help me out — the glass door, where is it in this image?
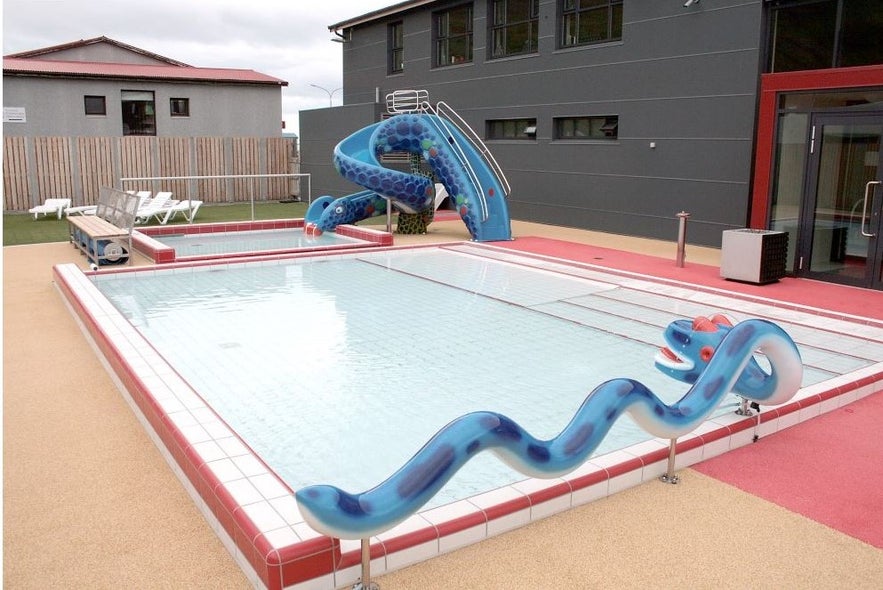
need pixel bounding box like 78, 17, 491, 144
799, 114, 883, 289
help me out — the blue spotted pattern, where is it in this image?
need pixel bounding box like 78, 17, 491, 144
295, 315, 802, 539
305, 114, 512, 242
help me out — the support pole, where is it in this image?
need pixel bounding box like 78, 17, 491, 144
353, 538, 378, 590
676, 211, 691, 267
659, 438, 680, 484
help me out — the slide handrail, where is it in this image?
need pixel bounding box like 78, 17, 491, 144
384, 90, 512, 223
421, 108, 490, 222
434, 101, 511, 197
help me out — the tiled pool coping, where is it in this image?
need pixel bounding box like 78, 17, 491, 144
133, 219, 393, 264
53, 243, 883, 590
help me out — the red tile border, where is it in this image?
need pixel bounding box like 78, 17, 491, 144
51, 251, 883, 590
133, 219, 391, 264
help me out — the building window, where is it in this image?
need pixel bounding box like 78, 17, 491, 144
434, 4, 473, 67
170, 98, 190, 117
487, 118, 537, 140
767, 0, 883, 73
490, 0, 539, 59
554, 115, 618, 139
389, 22, 404, 74
121, 90, 156, 136
559, 0, 623, 48
84, 95, 106, 116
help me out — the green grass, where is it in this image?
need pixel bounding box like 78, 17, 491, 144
2, 201, 310, 247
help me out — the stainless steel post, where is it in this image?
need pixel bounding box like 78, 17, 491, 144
360, 538, 371, 589
659, 438, 679, 484
676, 211, 690, 267
386, 198, 393, 233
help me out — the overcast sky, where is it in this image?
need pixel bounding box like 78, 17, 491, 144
2, 0, 398, 135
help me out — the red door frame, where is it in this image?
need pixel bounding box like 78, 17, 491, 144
750, 64, 883, 229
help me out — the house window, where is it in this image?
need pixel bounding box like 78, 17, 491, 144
389, 22, 404, 74
170, 98, 190, 117
490, 0, 539, 59
84, 95, 106, 116
487, 118, 537, 140
121, 90, 156, 136
434, 4, 473, 67
767, 0, 883, 73
554, 115, 618, 139
559, 0, 623, 48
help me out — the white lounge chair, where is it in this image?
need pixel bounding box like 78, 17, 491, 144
135, 191, 173, 224
29, 198, 71, 219
66, 204, 97, 216
158, 200, 203, 225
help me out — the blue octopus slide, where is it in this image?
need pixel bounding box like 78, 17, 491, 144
305, 113, 512, 241
296, 314, 803, 540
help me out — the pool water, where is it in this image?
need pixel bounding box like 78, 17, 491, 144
153, 227, 364, 258
94, 246, 753, 509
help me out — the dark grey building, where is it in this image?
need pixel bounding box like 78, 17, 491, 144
301, 0, 883, 289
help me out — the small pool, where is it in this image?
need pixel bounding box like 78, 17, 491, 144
133, 219, 391, 263
54, 243, 883, 590
91, 246, 702, 508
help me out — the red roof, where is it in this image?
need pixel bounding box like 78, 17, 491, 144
3, 57, 287, 86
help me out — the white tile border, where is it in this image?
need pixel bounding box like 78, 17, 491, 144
54, 251, 883, 590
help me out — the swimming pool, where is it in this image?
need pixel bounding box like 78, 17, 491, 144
132, 219, 392, 263
54, 243, 883, 589
90, 246, 707, 509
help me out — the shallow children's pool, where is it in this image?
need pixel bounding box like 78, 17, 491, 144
54, 241, 883, 589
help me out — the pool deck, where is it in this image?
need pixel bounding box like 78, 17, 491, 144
4, 218, 883, 588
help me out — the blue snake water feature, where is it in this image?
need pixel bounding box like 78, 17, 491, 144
295, 314, 803, 539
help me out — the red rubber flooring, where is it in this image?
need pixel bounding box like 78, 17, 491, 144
694, 392, 883, 548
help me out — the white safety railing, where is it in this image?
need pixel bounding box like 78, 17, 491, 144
118, 173, 311, 221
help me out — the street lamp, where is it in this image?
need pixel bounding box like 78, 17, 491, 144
309, 84, 342, 107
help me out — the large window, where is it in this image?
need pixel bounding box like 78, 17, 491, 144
560, 0, 623, 48
121, 90, 155, 136
84, 95, 106, 116
487, 118, 537, 140
767, 0, 883, 72
490, 0, 539, 59
389, 22, 404, 74
554, 115, 618, 140
434, 4, 473, 67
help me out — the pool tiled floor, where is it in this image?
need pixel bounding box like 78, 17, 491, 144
53, 241, 883, 590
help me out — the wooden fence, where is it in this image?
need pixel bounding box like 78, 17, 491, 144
3, 135, 298, 211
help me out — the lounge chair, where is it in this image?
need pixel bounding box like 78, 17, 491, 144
135, 191, 173, 224
67, 191, 152, 217
157, 200, 203, 225
29, 198, 71, 219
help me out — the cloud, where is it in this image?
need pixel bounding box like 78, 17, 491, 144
2, 0, 395, 135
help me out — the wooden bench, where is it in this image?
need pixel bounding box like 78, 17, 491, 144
68, 187, 139, 267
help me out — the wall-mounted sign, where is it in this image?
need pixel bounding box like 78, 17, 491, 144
3, 107, 27, 123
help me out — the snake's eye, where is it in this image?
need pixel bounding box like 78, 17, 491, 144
700, 346, 714, 362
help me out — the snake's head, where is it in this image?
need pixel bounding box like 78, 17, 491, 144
655, 314, 733, 384
316, 199, 358, 230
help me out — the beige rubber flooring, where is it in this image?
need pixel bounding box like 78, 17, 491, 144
4, 220, 883, 589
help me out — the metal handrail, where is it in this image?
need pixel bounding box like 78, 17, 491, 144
434, 101, 511, 196
420, 107, 490, 221
382, 90, 511, 223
